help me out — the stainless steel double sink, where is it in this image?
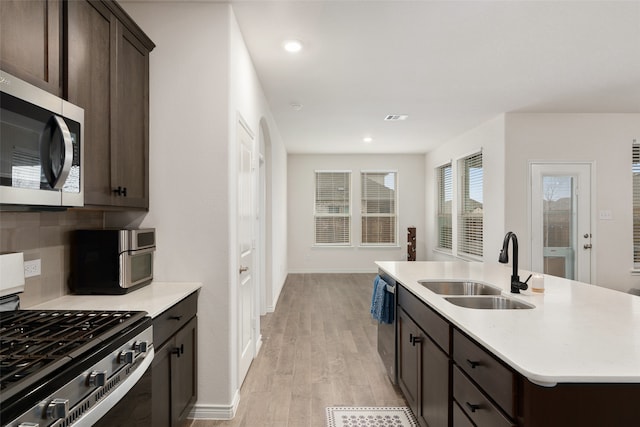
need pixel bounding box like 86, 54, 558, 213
419, 280, 534, 310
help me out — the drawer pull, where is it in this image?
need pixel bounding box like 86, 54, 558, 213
466, 359, 481, 369
169, 315, 183, 321
465, 402, 481, 413
409, 334, 423, 346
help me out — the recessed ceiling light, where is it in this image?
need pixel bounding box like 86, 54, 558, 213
363, 137, 373, 143
384, 114, 408, 121
283, 40, 303, 53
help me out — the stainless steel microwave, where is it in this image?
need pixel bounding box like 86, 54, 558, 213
0, 70, 84, 209
71, 229, 155, 295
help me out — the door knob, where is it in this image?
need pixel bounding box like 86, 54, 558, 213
239, 266, 249, 274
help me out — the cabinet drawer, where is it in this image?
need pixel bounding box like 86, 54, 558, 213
453, 401, 475, 427
397, 285, 450, 354
154, 291, 198, 346
453, 329, 516, 417
453, 367, 515, 427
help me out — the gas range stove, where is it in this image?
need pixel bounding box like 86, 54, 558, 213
0, 309, 153, 427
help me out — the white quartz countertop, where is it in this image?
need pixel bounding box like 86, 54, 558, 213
25, 282, 202, 318
376, 261, 640, 386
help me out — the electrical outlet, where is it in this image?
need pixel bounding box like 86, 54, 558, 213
24, 259, 41, 278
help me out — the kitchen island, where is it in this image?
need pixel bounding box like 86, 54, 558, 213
377, 261, 640, 427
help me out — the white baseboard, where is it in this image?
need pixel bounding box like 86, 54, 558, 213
255, 334, 263, 355
188, 390, 240, 420
287, 268, 378, 274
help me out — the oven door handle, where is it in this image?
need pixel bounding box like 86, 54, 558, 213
73, 347, 154, 427
41, 115, 74, 190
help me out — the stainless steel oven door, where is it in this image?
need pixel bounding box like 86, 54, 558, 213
120, 246, 154, 289
91, 356, 153, 427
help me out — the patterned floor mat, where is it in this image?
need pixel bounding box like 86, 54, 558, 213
326, 406, 418, 427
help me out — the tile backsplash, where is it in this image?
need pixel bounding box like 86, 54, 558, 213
0, 210, 104, 307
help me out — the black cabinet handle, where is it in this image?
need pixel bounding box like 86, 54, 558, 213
169, 315, 182, 321
180, 344, 185, 355
171, 347, 181, 358
466, 359, 480, 369
409, 334, 423, 346
465, 402, 481, 413
112, 186, 127, 197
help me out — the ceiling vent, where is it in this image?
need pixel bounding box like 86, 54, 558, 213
384, 114, 408, 121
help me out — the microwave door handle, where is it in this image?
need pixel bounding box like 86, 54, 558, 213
48, 115, 74, 189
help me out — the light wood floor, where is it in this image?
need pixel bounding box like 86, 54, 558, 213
191, 273, 405, 427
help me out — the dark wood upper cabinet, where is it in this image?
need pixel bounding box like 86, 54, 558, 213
0, 0, 62, 95
111, 20, 150, 208
66, 0, 114, 206
65, 0, 154, 209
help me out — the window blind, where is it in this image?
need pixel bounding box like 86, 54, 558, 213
633, 142, 640, 266
361, 172, 397, 245
314, 171, 351, 245
436, 163, 452, 250
458, 152, 483, 258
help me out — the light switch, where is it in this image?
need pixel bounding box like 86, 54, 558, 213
599, 210, 613, 220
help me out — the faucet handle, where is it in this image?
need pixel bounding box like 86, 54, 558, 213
511, 274, 529, 293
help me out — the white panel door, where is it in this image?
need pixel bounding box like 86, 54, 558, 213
531, 163, 592, 283
237, 118, 255, 385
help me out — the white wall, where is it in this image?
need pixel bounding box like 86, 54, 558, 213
120, 1, 288, 419
504, 113, 640, 293
424, 115, 506, 263
288, 154, 425, 272
228, 9, 288, 312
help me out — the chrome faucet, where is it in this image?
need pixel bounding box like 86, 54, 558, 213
499, 232, 530, 293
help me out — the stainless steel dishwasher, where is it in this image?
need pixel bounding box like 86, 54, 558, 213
376, 272, 397, 384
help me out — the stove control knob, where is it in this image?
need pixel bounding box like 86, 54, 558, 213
46, 398, 69, 420
119, 350, 135, 364
89, 370, 107, 386
134, 340, 149, 353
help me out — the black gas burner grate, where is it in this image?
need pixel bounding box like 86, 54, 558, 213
0, 309, 146, 392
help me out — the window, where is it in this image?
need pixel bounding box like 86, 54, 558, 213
314, 171, 351, 245
633, 141, 640, 267
458, 152, 483, 258
361, 171, 397, 245
436, 163, 452, 250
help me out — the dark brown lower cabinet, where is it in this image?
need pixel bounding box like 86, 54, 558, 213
153, 293, 198, 427
394, 282, 640, 427
397, 309, 420, 413
520, 381, 640, 427
397, 300, 449, 427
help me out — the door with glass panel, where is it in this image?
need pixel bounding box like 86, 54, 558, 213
531, 163, 592, 282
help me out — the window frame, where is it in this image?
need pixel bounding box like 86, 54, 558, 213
360, 170, 398, 247
435, 162, 453, 252
313, 170, 352, 246
457, 151, 484, 260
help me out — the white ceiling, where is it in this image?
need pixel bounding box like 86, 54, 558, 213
230, 0, 640, 154
167, 0, 639, 155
